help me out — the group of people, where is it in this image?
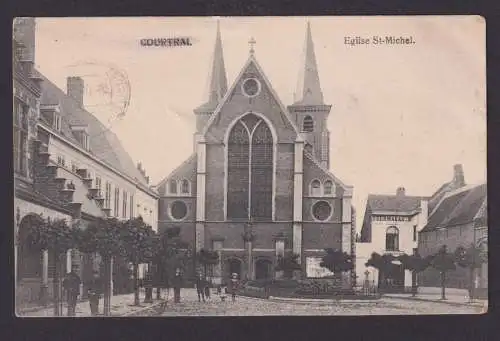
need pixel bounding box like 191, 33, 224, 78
195, 272, 240, 303
62, 270, 103, 316
60, 269, 242, 316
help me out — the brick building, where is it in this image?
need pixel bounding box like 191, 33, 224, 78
157, 22, 355, 285
418, 182, 487, 298
13, 18, 159, 307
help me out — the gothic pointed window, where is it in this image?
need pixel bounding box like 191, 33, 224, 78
227, 114, 273, 220
227, 120, 250, 220
251, 120, 273, 220
303, 115, 314, 132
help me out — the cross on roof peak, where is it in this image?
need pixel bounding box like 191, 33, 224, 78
249, 37, 256, 55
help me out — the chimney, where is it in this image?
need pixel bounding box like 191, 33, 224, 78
396, 187, 406, 196
13, 17, 36, 63
453, 164, 465, 187
67, 76, 84, 107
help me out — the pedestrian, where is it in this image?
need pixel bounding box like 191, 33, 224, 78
220, 283, 227, 302
195, 273, 206, 303
63, 270, 81, 316
86, 270, 103, 316
229, 273, 239, 303
172, 268, 182, 303
204, 281, 211, 301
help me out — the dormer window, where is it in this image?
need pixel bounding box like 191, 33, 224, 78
53, 113, 61, 131
82, 132, 90, 150
70, 125, 90, 151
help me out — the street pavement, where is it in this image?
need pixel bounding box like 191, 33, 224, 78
18, 290, 164, 317
155, 289, 485, 316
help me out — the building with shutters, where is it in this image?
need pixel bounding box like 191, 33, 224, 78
156, 22, 355, 285
13, 18, 159, 308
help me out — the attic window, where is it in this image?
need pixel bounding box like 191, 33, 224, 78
53, 113, 61, 131
82, 132, 90, 150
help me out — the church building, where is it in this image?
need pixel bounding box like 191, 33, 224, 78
157, 22, 355, 285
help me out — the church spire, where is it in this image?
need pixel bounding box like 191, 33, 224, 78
294, 21, 324, 105
207, 20, 228, 104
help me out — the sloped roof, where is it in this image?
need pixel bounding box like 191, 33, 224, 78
422, 183, 487, 231
428, 182, 452, 214
202, 54, 301, 138
40, 75, 149, 187
156, 153, 197, 189
366, 194, 423, 214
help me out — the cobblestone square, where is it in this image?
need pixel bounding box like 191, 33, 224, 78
153, 289, 485, 316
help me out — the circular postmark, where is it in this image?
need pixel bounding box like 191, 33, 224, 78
64, 61, 131, 129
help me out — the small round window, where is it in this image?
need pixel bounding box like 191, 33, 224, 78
312, 201, 332, 221
242, 78, 261, 97
170, 201, 187, 220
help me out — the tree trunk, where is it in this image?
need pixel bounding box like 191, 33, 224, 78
133, 262, 140, 306
411, 271, 417, 297
469, 267, 475, 302
53, 252, 61, 316
440, 271, 446, 300
103, 256, 112, 316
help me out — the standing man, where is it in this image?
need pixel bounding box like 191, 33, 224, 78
63, 270, 81, 316
86, 270, 103, 316
172, 268, 182, 303
196, 273, 206, 302
229, 273, 239, 303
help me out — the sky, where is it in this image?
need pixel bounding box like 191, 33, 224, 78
33, 16, 486, 231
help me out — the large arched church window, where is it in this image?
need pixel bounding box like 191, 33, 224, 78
302, 115, 314, 132
227, 114, 273, 220
250, 119, 273, 220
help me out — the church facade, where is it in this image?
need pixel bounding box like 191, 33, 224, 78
157, 23, 355, 285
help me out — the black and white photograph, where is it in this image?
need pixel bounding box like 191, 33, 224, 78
13, 16, 487, 317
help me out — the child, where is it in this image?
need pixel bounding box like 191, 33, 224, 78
220, 284, 227, 302
229, 273, 239, 303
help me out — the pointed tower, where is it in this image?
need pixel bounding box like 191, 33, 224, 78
288, 22, 332, 169
194, 21, 228, 133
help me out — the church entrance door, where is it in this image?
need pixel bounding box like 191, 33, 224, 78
255, 259, 272, 280
226, 258, 242, 281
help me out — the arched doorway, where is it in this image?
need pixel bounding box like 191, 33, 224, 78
225, 258, 242, 280
255, 258, 272, 280
17, 214, 44, 282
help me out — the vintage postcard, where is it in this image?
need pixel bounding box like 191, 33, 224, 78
13, 16, 486, 317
